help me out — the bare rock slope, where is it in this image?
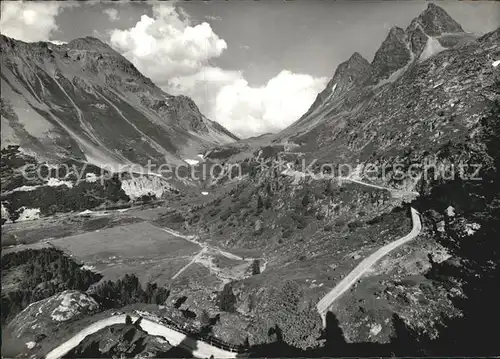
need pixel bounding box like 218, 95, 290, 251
0, 35, 238, 167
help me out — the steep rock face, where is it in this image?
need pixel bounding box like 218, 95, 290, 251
407, 25, 430, 58
370, 4, 467, 82
304, 52, 372, 118
120, 175, 176, 200
406, 3, 465, 58
278, 52, 372, 140
0, 35, 237, 168
409, 2, 464, 37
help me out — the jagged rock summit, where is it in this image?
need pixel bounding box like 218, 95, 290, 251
276, 3, 490, 147
409, 2, 464, 37
371, 3, 468, 82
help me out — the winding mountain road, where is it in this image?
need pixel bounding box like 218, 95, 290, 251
315, 175, 422, 325
45, 314, 238, 359
317, 206, 422, 325
345, 178, 420, 197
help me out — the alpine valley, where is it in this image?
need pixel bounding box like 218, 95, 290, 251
1, 3, 499, 358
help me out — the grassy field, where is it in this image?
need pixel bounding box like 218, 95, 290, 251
1, 204, 176, 248
49, 222, 200, 285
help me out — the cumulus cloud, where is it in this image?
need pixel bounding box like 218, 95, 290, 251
178, 65, 328, 138
169, 67, 327, 137
104, 8, 120, 22
107, 3, 327, 138
0, 1, 70, 42
109, 4, 227, 81
214, 70, 327, 137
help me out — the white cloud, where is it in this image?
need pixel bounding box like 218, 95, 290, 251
107, 3, 327, 138
213, 70, 327, 137
104, 8, 120, 22
167, 66, 242, 116
168, 67, 327, 138
0, 1, 71, 42
109, 4, 227, 81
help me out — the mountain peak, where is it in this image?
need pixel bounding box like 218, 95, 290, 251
349, 52, 365, 62
66, 36, 116, 54
405, 3, 465, 58
347, 52, 370, 67
409, 2, 464, 36
1, 33, 238, 164
370, 26, 411, 82
334, 52, 371, 85
427, 2, 440, 10
388, 26, 406, 37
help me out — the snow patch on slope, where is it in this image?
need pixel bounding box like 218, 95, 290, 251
184, 159, 200, 166
419, 36, 446, 61
85, 173, 98, 183
319, 82, 338, 109
5, 185, 39, 193
1, 203, 11, 223
47, 178, 73, 188
17, 207, 41, 221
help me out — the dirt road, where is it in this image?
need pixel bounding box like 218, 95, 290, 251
316, 207, 422, 325
45, 314, 238, 359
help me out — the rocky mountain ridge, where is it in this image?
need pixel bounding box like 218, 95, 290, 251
276, 3, 485, 151
0, 35, 238, 168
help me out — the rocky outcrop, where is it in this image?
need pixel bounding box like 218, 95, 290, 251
303, 52, 372, 117
120, 174, 176, 200
408, 3, 464, 37
63, 323, 178, 358
371, 27, 412, 82
7, 291, 99, 339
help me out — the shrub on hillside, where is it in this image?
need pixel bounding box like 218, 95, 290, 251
90, 274, 170, 309
251, 260, 261, 275
218, 282, 236, 313
252, 280, 323, 350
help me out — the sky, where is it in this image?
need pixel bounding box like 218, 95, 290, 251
1, 1, 499, 138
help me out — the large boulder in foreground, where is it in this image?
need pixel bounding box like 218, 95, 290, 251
7, 290, 100, 340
